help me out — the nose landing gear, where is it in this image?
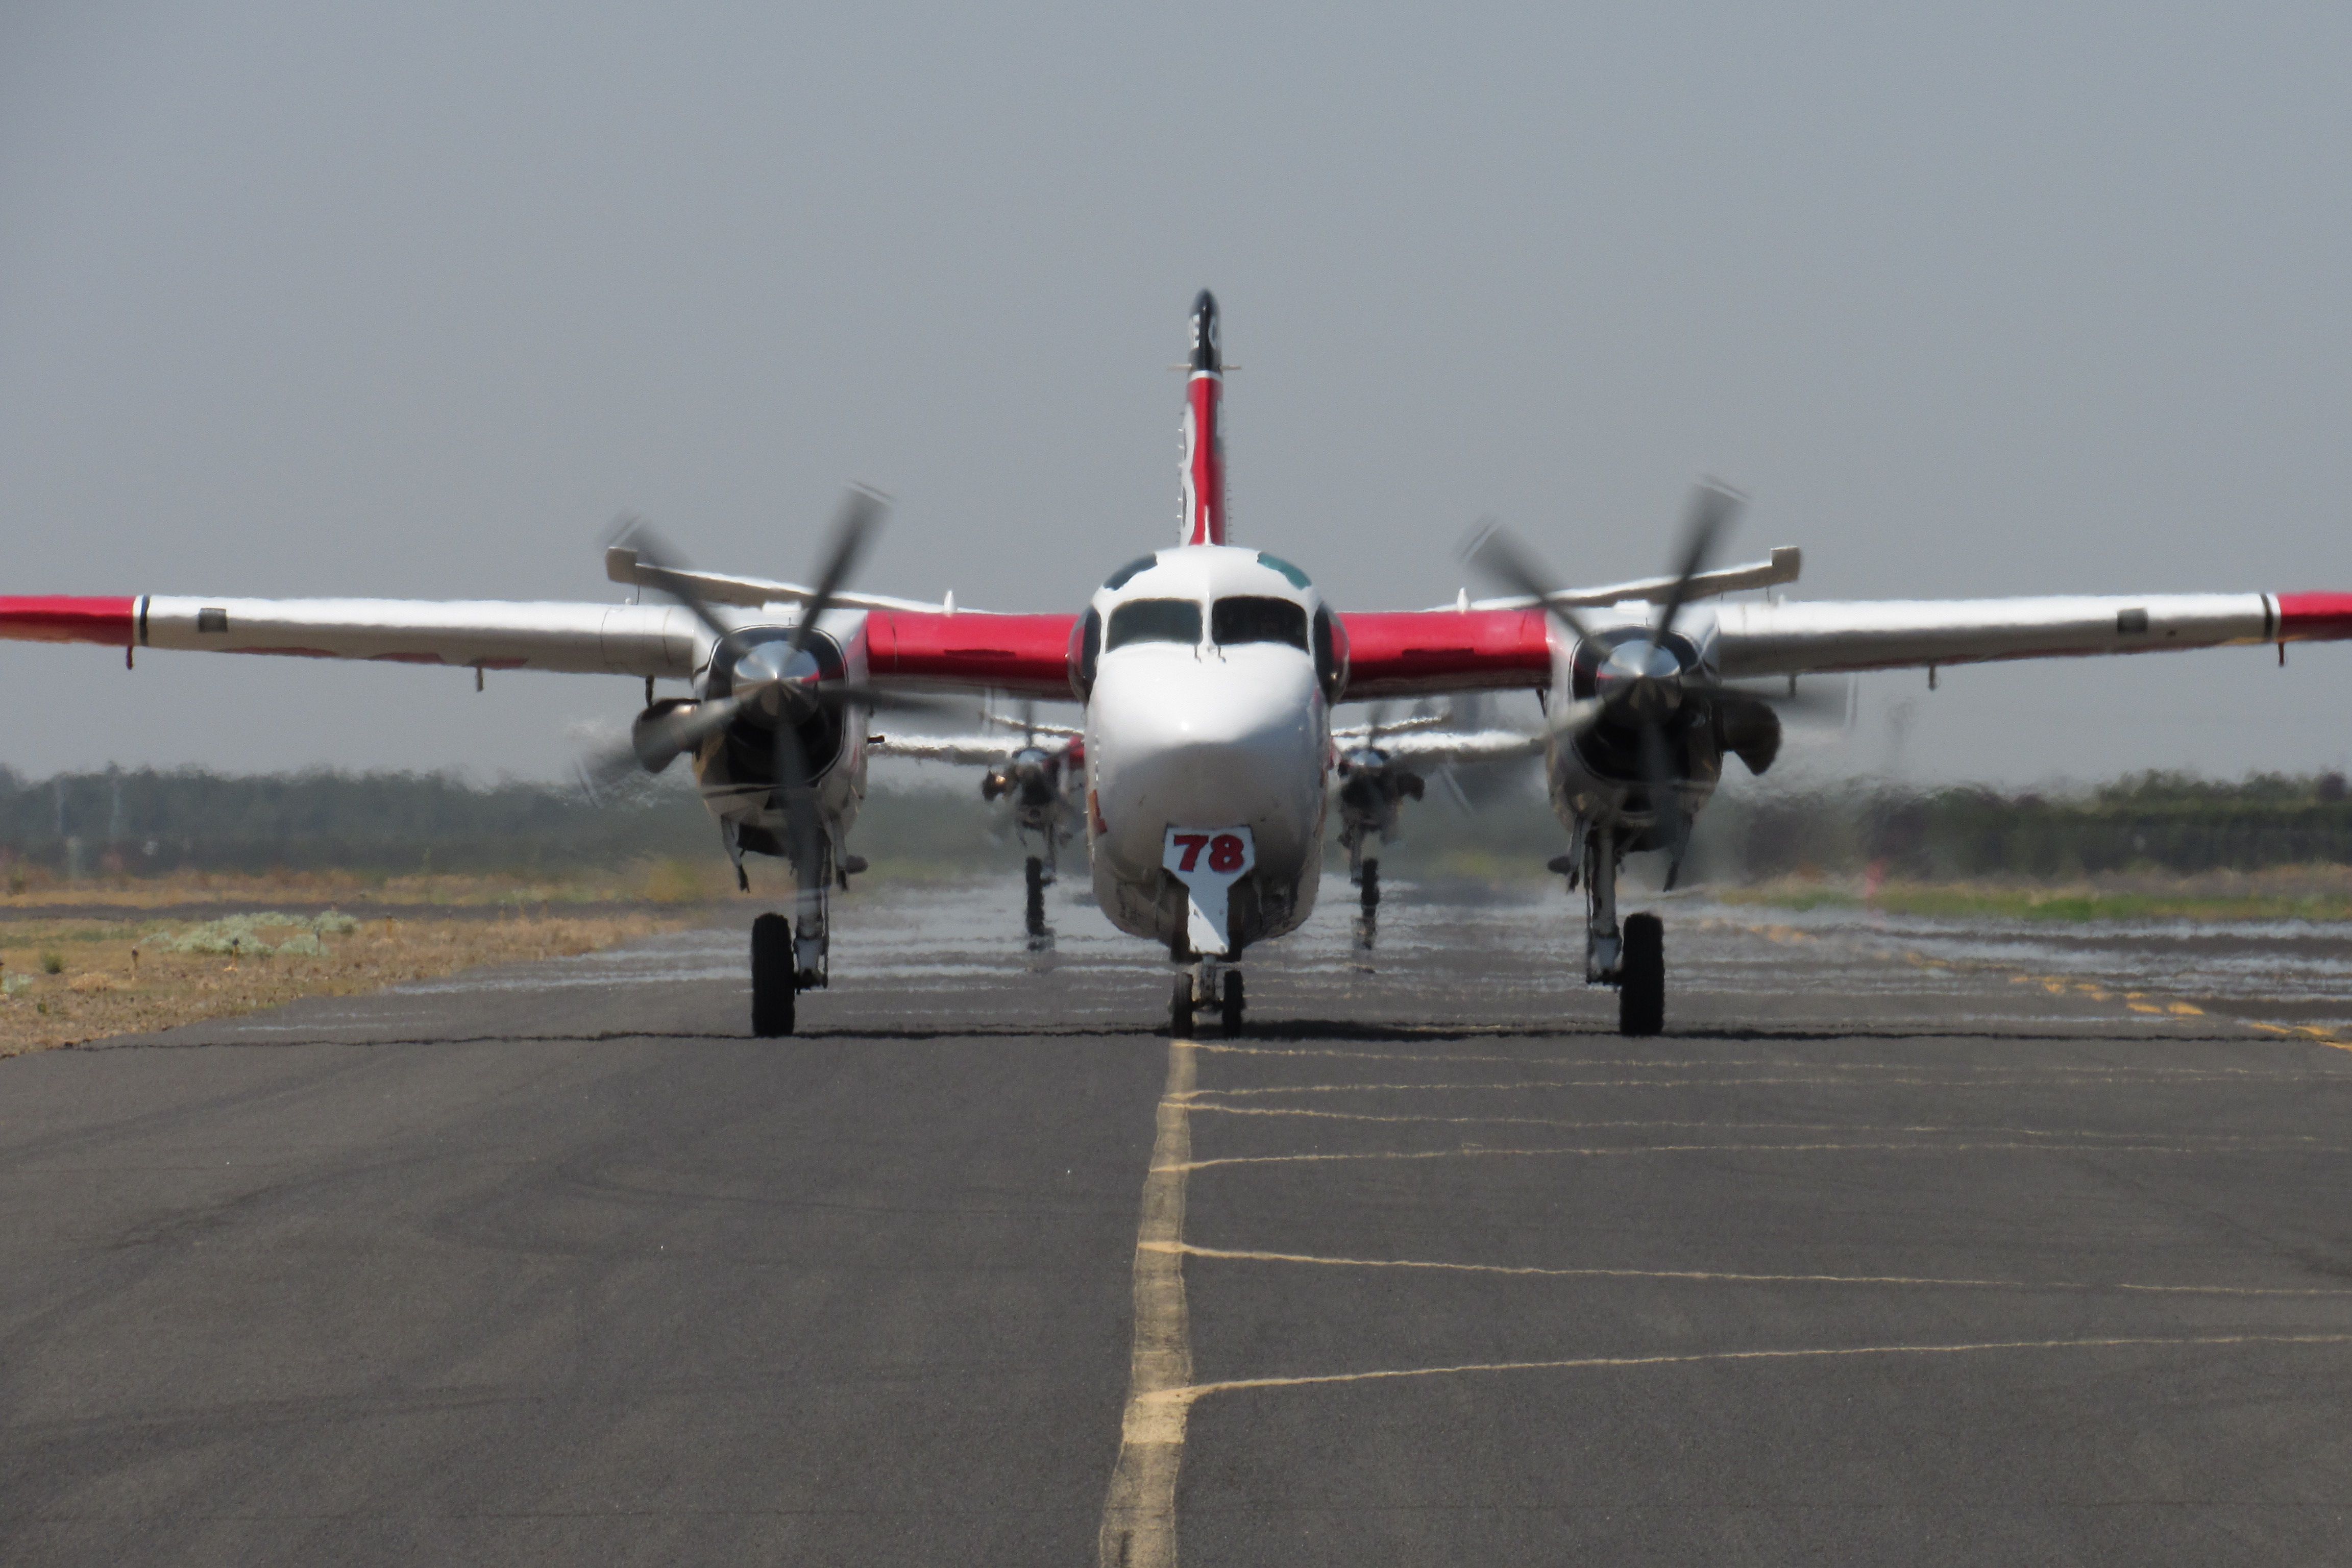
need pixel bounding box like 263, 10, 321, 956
1171, 958, 1245, 1038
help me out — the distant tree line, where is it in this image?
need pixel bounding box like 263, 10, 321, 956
0, 767, 1015, 877
4, 765, 2350, 883
1693, 771, 2352, 880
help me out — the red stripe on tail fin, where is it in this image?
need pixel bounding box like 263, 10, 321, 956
1181, 289, 1225, 546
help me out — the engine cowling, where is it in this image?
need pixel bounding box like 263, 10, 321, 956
698, 628, 852, 791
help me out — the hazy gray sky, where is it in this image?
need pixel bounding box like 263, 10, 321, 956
4, 2, 2348, 787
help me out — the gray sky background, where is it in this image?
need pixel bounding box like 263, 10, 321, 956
3, 2, 2348, 790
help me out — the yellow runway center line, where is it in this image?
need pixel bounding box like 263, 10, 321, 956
1147, 1240, 2352, 1298
1096, 1038, 1197, 1568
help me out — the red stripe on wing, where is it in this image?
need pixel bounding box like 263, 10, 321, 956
2275, 593, 2352, 640
863, 610, 1079, 699
1336, 609, 1553, 699
0, 596, 136, 645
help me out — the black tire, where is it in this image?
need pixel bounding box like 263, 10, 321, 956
1220, 971, 1245, 1037
1024, 856, 1047, 934
1171, 976, 1195, 1038
752, 913, 796, 1037
1360, 860, 1380, 912
1618, 912, 1664, 1037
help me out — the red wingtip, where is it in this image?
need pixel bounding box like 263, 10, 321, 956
2275, 592, 2352, 641
0, 596, 136, 646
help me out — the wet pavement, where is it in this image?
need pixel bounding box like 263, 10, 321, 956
0, 875, 2347, 1564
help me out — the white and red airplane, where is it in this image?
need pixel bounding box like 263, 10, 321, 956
9, 290, 2351, 1037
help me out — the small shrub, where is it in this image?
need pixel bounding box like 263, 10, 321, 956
39, 952, 63, 975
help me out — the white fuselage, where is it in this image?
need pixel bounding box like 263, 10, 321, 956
1082, 546, 1331, 955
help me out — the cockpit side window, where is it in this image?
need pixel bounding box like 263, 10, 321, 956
1105, 598, 1204, 650
1211, 596, 1309, 651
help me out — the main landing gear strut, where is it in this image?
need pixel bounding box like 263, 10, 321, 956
1570, 822, 1664, 1037
751, 845, 833, 1038
1171, 955, 1244, 1038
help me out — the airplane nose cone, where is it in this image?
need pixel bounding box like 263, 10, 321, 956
1088, 649, 1321, 879
1596, 638, 1684, 720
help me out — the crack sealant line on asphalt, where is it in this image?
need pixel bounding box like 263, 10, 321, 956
1163, 1137, 2335, 1173
1144, 1241, 2352, 1297
1145, 1334, 2352, 1408
1719, 917, 2352, 1057
1097, 1037, 1196, 1568
1177, 1105, 2325, 1142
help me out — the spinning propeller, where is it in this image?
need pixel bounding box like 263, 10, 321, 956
586, 488, 946, 885
1466, 481, 1843, 882
1337, 703, 1427, 805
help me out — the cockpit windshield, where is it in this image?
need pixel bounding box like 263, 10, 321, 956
1211, 596, 1309, 651
1105, 598, 1203, 650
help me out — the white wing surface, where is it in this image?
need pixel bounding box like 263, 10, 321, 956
1707, 593, 2291, 679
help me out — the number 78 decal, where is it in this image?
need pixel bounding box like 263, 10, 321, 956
1163, 826, 1257, 954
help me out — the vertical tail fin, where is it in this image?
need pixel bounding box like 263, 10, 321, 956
1180, 289, 1226, 546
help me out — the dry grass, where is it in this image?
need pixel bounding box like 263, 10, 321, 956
0, 857, 780, 910
0, 909, 690, 1056
1722, 864, 2352, 923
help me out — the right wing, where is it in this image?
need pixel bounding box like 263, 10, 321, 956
2, 595, 700, 676
0, 595, 1086, 699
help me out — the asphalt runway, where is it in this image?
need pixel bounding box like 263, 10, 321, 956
2, 878, 2349, 1564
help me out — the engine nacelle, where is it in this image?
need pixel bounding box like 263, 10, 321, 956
693, 628, 853, 797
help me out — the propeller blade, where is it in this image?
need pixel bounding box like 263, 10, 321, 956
1635, 718, 1690, 887
1544, 696, 1609, 739
773, 708, 827, 902
786, 485, 887, 660
1653, 480, 1745, 644
1462, 519, 1601, 649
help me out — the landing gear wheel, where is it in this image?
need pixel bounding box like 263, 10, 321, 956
1220, 971, 1245, 1037
1618, 912, 1664, 1038
752, 913, 796, 1037
1171, 976, 1196, 1038
1024, 855, 1047, 934
1359, 860, 1380, 912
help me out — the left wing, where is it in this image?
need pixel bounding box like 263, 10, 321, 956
1709, 593, 2352, 678
1335, 609, 1553, 700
